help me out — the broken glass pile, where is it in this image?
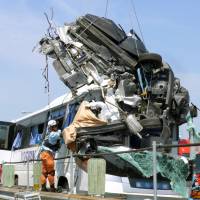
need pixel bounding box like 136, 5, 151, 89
98, 146, 189, 197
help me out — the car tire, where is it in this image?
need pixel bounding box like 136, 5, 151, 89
138, 53, 162, 67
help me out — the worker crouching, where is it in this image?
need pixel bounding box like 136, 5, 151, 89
40, 120, 62, 192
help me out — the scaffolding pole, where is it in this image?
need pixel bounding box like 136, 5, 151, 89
70, 152, 74, 194
153, 141, 157, 200
27, 158, 30, 191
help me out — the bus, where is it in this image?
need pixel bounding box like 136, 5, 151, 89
0, 92, 189, 199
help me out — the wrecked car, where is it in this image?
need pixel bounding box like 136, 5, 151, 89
39, 14, 196, 180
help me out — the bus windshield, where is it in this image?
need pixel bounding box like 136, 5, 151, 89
0, 121, 15, 150
0, 124, 9, 149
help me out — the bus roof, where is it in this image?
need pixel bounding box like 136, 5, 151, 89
11, 92, 72, 123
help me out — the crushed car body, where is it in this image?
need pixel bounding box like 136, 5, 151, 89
38, 14, 197, 183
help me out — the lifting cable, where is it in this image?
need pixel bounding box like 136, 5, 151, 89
42, 55, 50, 105
105, 0, 109, 18
130, 0, 145, 45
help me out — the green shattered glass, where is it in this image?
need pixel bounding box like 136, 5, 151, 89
98, 146, 189, 197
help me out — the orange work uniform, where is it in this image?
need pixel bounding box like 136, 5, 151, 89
40, 151, 55, 185
39, 129, 61, 187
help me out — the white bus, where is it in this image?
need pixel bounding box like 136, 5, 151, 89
0, 92, 188, 199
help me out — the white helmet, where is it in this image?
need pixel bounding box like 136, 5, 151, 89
48, 120, 57, 127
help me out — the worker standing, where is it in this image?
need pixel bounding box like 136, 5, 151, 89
40, 120, 62, 192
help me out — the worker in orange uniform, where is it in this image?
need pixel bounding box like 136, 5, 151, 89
40, 120, 62, 192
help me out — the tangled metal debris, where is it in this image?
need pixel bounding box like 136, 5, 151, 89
39, 14, 197, 179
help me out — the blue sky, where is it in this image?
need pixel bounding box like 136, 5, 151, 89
0, 0, 200, 136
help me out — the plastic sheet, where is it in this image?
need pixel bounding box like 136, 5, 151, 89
12, 131, 23, 150
63, 101, 107, 145
89, 101, 112, 121
2, 164, 14, 187
98, 146, 189, 197
29, 126, 42, 146
63, 104, 78, 129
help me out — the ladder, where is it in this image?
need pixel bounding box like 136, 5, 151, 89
14, 191, 41, 200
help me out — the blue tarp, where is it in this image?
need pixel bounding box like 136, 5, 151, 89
11, 131, 23, 150
29, 126, 42, 145
62, 104, 77, 129
59, 104, 77, 144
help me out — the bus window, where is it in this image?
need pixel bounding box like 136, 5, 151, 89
7, 124, 17, 150
29, 123, 44, 146
57, 118, 64, 130
0, 125, 9, 149
49, 107, 66, 121
38, 123, 44, 134
20, 127, 31, 149
0, 121, 15, 150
